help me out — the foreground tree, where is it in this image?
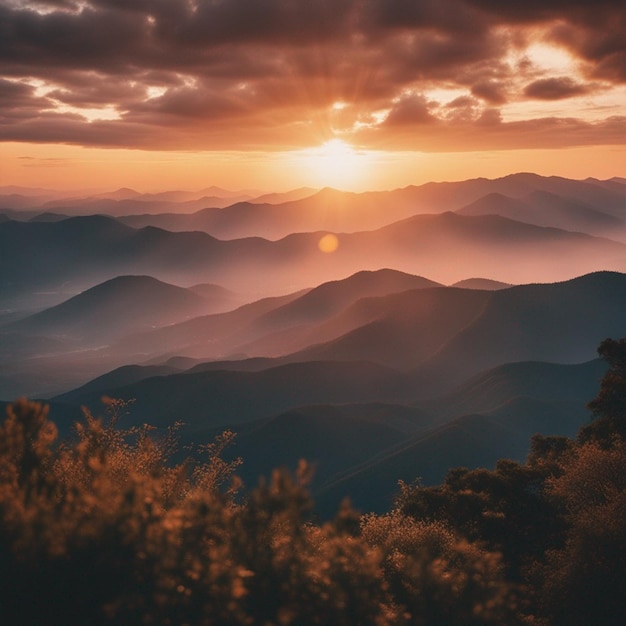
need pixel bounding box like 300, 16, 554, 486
0, 398, 521, 625
579, 337, 626, 443
2, 336, 623, 625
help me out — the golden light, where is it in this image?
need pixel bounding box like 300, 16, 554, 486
297, 138, 370, 189
318, 233, 339, 253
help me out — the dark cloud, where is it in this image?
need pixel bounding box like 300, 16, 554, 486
550, 20, 626, 82
354, 113, 625, 151
0, 0, 623, 151
0, 79, 55, 120
383, 94, 438, 126
442, 96, 482, 123
465, 0, 626, 83
465, 0, 623, 22
524, 77, 592, 100
471, 80, 508, 104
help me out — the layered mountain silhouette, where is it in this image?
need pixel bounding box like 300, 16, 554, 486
457, 190, 624, 239
118, 269, 441, 361
54, 360, 412, 430
108, 173, 625, 240
278, 272, 625, 388
2, 211, 624, 312
2, 174, 625, 515
5, 276, 210, 343
450, 278, 512, 290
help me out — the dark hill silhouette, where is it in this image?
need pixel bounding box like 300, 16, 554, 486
40, 189, 253, 215
315, 395, 590, 515
114, 270, 440, 361
115, 290, 309, 359
53, 360, 412, 430
115, 173, 625, 240
0, 215, 136, 297
62, 363, 184, 397
93, 187, 141, 200
115, 271, 626, 373
420, 271, 626, 389
220, 402, 433, 489
29, 212, 71, 223
250, 187, 318, 204
2, 211, 625, 306
451, 278, 512, 290
457, 190, 624, 238
478, 173, 625, 217
315, 212, 626, 287
282, 272, 626, 392
286, 287, 490, 371
186, 283, 243, 312
428, 359, 608, 421
253, 269, 441, 330
231, 270, 443, 357
7, 276, 208, 342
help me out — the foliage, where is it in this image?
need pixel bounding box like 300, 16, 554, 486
579, 337, 626, 443
1, 336, 624, 625
395, 337, 626, 624
0, 399, 394, 625
536, 440, 626, 625
361, 510, 520, 625
394, 450, 568, 585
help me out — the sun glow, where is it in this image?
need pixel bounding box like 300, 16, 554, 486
296, 139, 372, 189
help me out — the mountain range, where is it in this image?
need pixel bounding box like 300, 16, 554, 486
1, 173, 624, 514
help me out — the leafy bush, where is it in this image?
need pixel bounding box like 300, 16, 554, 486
0, 399, 395, 625
1, 337, 624, 625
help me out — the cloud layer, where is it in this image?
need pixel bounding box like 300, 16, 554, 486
1, 0, 624, 151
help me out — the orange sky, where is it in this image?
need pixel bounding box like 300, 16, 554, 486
1, 1, 624, 192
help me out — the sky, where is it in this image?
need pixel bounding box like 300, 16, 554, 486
1, 0, 624, 192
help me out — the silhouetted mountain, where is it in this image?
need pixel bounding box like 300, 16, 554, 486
29, 212, 71, 223
53, 360, 412, 430
231, 270, 443, 358
457, 190, 624, 238
307, 211, 626, 287
112, 173, 626, 240
7, 276, 208, 342
0, 193, 60, 210
451, 278, 512, 290
113, 270, 438, 361
186, 283, 243, 312
92, 187, 141, 201
3, 211, 625, 309
286, 272, 626, 392
428, 358, 607, 421
420, 271, 626, 388
116, 290, 309, 359
316, 395, 590, 515
250, 187, 318, 204
65, 363, 184, 397
40, 187, 254, 215
223, 402, 434, 489
284, 287, 490, 372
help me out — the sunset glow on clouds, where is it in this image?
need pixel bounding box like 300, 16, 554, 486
1, 0, 624, 190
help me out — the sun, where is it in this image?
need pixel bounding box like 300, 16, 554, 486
297, 138, 369, 189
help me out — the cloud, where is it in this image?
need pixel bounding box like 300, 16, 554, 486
524, 77, 592, 100
471, 81, 508, 104
0, 0, 623, 152
465, 0, 626, 83
383, 94, 438, 126
353, 113, 626, 152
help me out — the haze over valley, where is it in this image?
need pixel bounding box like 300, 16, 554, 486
1, 173, 624, 514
